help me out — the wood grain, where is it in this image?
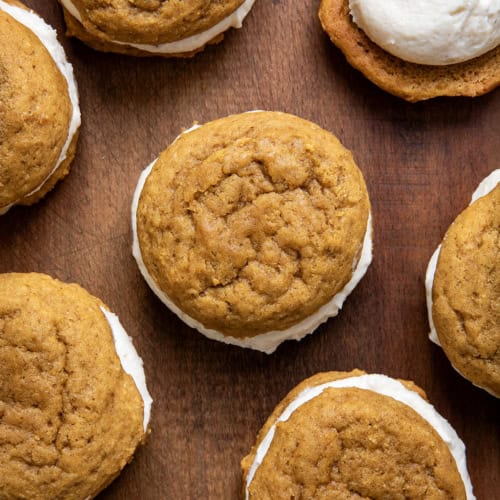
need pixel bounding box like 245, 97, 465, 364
1, 1, 499, 498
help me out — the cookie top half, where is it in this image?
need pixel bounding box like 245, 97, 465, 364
432, 182, 499, 397
67, 0, 244, 43
136, 111, 371, 340
0, 273, 150, 499
0, 0, 80, 213
242, 371, 472, 499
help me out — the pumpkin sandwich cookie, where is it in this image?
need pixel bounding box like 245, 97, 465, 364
242, 370, 475, 499
319, 0, 500, 102
0, 0, 80, 215
0, 273, 153, 499
57, 0, 257, 57
426, 170, 500, 398
132, 111, 372, 353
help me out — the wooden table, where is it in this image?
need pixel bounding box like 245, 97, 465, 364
2, 1, 499, 498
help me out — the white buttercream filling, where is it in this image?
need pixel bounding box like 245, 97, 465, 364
245, 373, 474, 500
469, 169, 500, 202
100, 307, 153, 432
131, 120, 372, 354
425, 245, 441, 345
59, 0, 256, 54
425, 169, 500, 395
0, 1, 80, 215
349, 0, 500, 65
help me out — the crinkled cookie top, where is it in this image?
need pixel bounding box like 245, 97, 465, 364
0, 273, 145, 499
69, 0, 246, 44
433, 184, 500, 396
137, 111, 370, 337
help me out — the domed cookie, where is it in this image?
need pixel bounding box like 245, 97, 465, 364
242, 371, 474, 499
319, 0, 500, 102
132, 111, 372, 353
426, 170, 500, 397
0, 0, 80, 214
0, 272, 153, 499
58, 0, 256, 57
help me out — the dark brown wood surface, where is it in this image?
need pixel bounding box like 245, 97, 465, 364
1, 1, 499, 498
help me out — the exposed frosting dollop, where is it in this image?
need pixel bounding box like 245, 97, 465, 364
349, 0, 500, 65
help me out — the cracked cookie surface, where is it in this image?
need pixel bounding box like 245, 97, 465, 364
432, 185, 500, 397
0, 273, 145, 499
0, 5, 72, 210
242, 371, 466, 499
136, 111, 370, 338
63, 0, 245, 45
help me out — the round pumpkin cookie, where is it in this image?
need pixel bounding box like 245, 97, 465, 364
242, 371, 474, 499
0, 0, 80, 215
426, 170, 500, 397
318, 0, 500, 102
0, 273, 153, 499
58, 0, 256, 57
132, 111, 372, 353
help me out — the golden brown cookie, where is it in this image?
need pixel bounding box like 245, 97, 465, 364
428, 172, 499, 397
318, 0, 500, 102
133, 111, 372, 352
242, 371, 473, 499
58, 0, 256, 57
0, 0, 80, 214
0, 273, 152, 499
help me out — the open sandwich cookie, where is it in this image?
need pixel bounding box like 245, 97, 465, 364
319, 0, 500, 101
